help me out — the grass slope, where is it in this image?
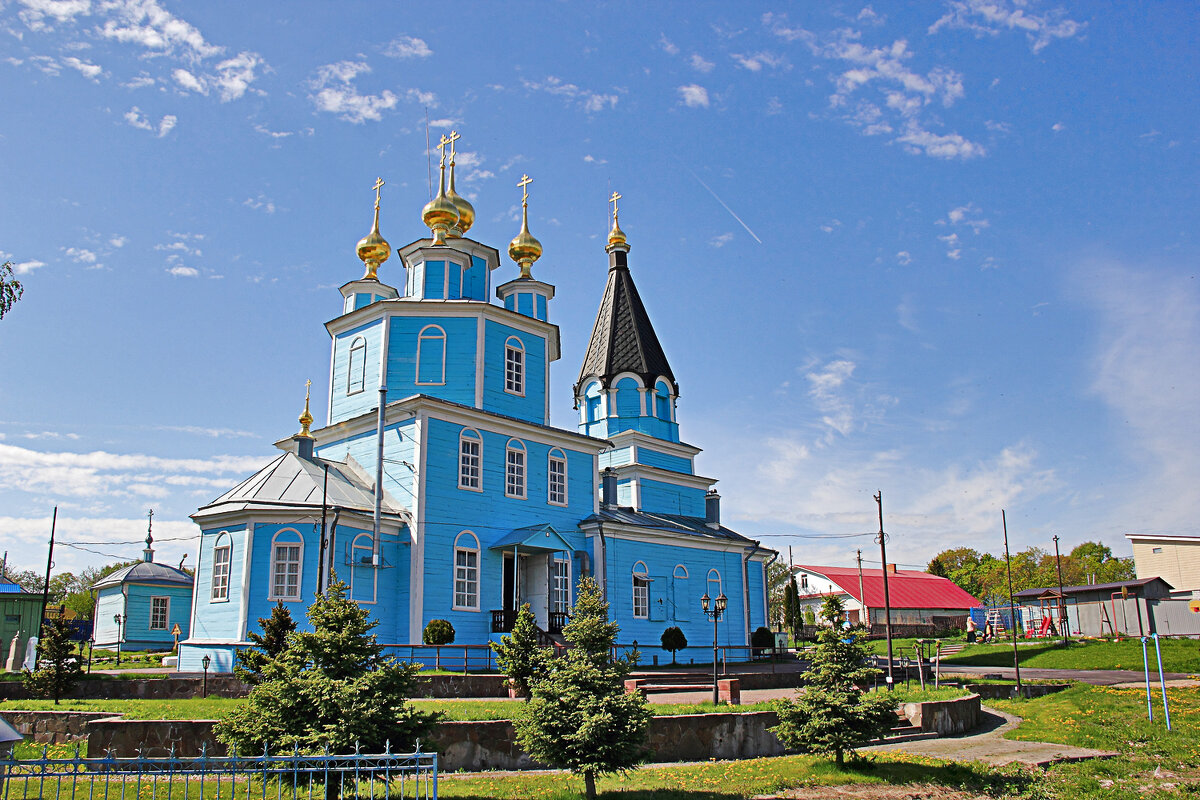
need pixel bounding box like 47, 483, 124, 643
867, 636, 1199, 673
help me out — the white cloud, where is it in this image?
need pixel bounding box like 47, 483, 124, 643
167, 265, 198, 277
938, 232, 962, 259
709, 232, 734, 248
22, 431, 81, 440
172, 67, 205, 94
63, 246, 100, 267
243, 194, 275, 214
820, 219, 842, 234
583, 154, 607, 165
96, 0, 221, 58
689, 54, 714, 73
732, 51, 788, 72
807, 359, 858, 439
62, 55, 101, 80
427, 118, 457, 128
521, 76, 618, 113
896, 251, 912, 265
929, 0, 1084, 52
941, 202, 989, 232
896, 120, 985, 159
766, 97, 783, 115
12, 260, 46, 274
857, 6, 886, 25
123, 105, 175, 136
109, 235, 127, 247
16, 0, 91, 31
1052, 121, 1065, 132
308, 61, 398, 123
383, 35, 432, 59
253, 123, 294, 139
659, 34, 679, 55
678, 83, 709, 108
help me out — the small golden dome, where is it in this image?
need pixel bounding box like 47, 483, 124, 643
445, 131, 475, 237
357, 177, 391, 281
297, 380, 314, 438
423, 135, 460, 245
508, 174, 542, 279
606, 190, 630, 253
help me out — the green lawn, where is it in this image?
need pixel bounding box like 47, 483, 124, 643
866, 636, 1199, 673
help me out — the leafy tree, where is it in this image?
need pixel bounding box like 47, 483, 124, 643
772, 595, 896, 768
766, 559, 791, 629
490, 603, 550, 699
0, 261, 22, 320
422, 619, 455, 645
22, 614, 81, 704
660, 625, 687, 665
782, 576, 799, 639
802, 605, 816, 626
513, 577, 650, 800
215, 579, 436, 755
234, 601, 297, 685
1, 567, 42, 593
751, 626, 774, 654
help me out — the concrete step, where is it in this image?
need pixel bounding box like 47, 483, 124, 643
639, 683, 717, 694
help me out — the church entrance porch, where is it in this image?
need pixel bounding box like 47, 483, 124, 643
488, 525, 574, 636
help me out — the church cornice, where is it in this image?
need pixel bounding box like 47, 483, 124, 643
606, 429, 703, 459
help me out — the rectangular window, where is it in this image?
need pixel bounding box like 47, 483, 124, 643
552, 559, 570, 613
459, 438, 481, 489
505, 345, 524, 395
149, 596, 169, 630
454, 549, 479, 609
272, 545, 301, 600
506, 448, 526, 498
347, 341, 366, 394
1151, 547, 1163, 554
633, 575, 649, 619
548, 455, 567, 505
211, 546, 231, 601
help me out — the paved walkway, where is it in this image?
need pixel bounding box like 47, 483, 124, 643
863, 706, 1117, 767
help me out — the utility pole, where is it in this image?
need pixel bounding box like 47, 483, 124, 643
37, 507, 58, 642
856, 549, 868, 628
874, 491, 894, 690
1002, 510, 1022, 690
1052, 534, 1068, 646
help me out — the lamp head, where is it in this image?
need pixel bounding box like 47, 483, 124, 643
202, 654, 211, 670
701, 592, 710, 613
716, 593, 728, 614
114, 614, 121, 624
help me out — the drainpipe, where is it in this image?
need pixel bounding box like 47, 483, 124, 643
373, 385, 386, 566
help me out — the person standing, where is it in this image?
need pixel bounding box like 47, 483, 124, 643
965, 615, 978, 644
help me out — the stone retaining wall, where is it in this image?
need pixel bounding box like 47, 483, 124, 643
965, 683, 1070, 700
85, 718, 225, 758
0, 711, 117, 744
900, 693, 981, 735
0, 676, 249, 701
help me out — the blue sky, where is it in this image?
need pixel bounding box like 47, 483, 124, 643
1, 1, 1196, 577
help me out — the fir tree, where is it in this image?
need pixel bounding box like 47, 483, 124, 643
771, 595, 897, 768
22, 614, 81, 704
234, 601, 297, 685
489, 603, 549, 698
513, 578, 650, 800
215, 579, 437, 755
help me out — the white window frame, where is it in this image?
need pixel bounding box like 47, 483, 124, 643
347, 336, 367, 395
505, 439, 527, 499
350, 533, 377, 604
149, 596, 169, 630
504, 337, 525, 396
269, 529, 304, 601
707, 568, 722, 599
211, 534, 232, 602
552, 557, 571, 613
453, 531, 480, 611
548, 449, 568, 506
655, 379, 672, 420
674, 564, 688, 580
632, 561, 650, 619
459, 428, 482, 491
415, 325, 447, 385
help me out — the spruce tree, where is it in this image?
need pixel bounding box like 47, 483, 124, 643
216, 579, 437, 755
22, 614, 81, 704
490, 603, 550, 699
234, 601, 297, 685
513, 578, 650, 800
771, 595, 897, 767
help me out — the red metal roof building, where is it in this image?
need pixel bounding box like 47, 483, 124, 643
794, 564, 981, 627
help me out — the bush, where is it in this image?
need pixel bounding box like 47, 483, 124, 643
22, 615, 81, 704
490, 604, 550, 699
422, 619, 455, 645
660, 626, 687, 665
751, 626, 774, 651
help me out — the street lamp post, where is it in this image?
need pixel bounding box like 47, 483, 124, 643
201, 655, 211, 698
1052, 535, 1069, 646
112, 614, 125, 665
700, 591, 727, 705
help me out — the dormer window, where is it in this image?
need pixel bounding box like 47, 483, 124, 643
505, 337, 525, 395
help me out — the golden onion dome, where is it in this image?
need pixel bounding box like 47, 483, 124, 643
423, 144, 459, 245
508, 174, 542, 278
446, 154, 475, 237
606, 190, 630, 253
297, 380, 314, 438
357, 177, 391, 280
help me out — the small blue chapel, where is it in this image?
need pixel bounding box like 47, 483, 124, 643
178, 135, 774, 672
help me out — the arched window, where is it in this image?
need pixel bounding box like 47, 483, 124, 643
416, 325, 446, 385
505, 439, 527, 499
672, 564, 690, 621
459, 428, 482, 490
707, 568, 722, 601
347, 336, 367, 394
673, 565, 689, 579
211, 532, 232, 602
584, 381, 602, 423
504, 337, 525, 396
453, 531, 480, 611
547, 448, 567, 506
655, 379, 673, 420
350, 533, 375, 603
269, 529, 304, 601
632, 561, 650, 619
615, 375, 642, 417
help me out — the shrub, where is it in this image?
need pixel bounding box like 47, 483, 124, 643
422, 619, 455, 645
751, 626, 774, 652
660, 626, 687, 665
22, 615, 81, 704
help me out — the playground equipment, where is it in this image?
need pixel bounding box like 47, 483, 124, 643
1141, 633, 1172, 731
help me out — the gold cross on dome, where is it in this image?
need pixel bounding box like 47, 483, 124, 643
437, 134, 450, 167
518, 174, 532, 205
305, 379, 312, 399
371, 177, 385, 210
447, 130, 461, 162
609, 190, 621, 220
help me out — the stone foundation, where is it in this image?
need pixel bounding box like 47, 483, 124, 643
899, 693, 981, 735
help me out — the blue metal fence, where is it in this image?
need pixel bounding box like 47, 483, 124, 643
1, 742, 436, 800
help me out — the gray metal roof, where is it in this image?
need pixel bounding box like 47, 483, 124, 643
1013, 577, 1174, 599
197, 452, 405, 518
583, 507, 760, 546
576, 250, 677, 395
92, 561, 194, 590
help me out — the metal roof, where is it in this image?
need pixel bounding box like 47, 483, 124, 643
489, 524, 575, 554
585, 507, 759, 546
576, 250, 677, 394
796, 564, 981, 610
1013, 577, 1174, 599
197, 452, 405, 518
92, 561, 194, 589
0, 578, 34, 594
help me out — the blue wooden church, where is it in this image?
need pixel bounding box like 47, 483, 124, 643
179, 137, 774, 672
